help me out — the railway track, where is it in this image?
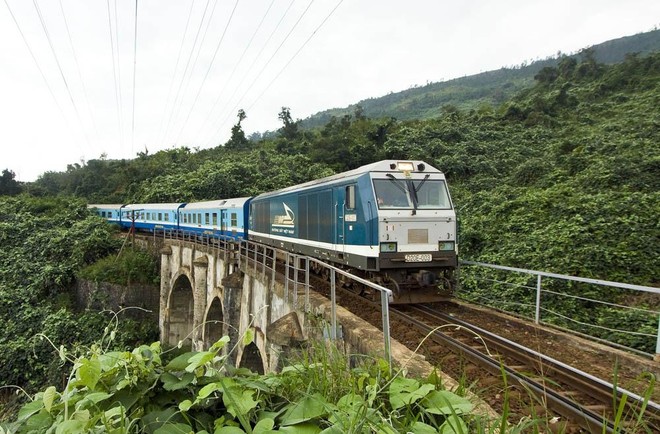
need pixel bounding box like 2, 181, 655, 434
391, 304, 660, 433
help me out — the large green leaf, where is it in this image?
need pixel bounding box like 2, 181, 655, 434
77, 357, 102, 390
278, 422, 323, 433
388, 377, 435, 410
421, 390, 473, 415
154, 422, 194, 434
410, 421, 439, 434
280, 394, 328, 426
438, 414, 468, 433
161, 372, 196, 391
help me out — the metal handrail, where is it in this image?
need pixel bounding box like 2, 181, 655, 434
461, 260, 660, 356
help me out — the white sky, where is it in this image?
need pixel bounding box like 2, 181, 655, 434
1, 0, 658, 181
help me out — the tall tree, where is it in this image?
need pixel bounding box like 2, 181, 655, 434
0, 168, 21, 195
225, 109, 250, 150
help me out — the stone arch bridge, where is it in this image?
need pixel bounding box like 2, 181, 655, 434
157, 237, 439, 377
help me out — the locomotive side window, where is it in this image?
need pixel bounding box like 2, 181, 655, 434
231, 213, 238, 227
346, 185, 356, 210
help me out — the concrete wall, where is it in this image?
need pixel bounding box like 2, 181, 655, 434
75, 279, 159, 321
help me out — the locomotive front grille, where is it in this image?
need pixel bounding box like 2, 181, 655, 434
408, 229, 428, 244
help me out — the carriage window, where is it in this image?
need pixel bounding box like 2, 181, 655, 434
158, 213, 163, 221
164, 213, 169, 222
212, 213, 218, 225
198, 213, 202, 224
345, 185, 356, 210
101, 211, 106, 217
231, 212, 238, 227
205, 213, 210, 225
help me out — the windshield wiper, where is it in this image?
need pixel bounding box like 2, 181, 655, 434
386, 173, 408, 194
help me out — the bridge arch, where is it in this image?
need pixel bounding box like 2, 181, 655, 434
239, 328, 266, 374
167, 272, 194, 348
204, 296, 224, 349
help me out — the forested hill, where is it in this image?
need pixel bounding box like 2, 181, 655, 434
301, 28, 660, 128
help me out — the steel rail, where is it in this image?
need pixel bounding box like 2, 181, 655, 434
391, 305, 625, 433
412, 304, 660, 425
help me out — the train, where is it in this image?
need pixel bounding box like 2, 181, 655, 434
89, 160, 458, 304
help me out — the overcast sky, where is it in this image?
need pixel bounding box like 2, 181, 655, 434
2, 0, 658, 181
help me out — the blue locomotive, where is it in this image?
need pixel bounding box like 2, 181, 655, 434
89, 160, 458, 303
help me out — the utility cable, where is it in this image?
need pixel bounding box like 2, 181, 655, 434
207, 0, 317, 146
58, 0, 99, 149
3, 0, 83, 155
173, 0, 241, 143
33, 0, 92, 151
131, 0, 139, 156
247, 0, 344, 112
106, 0, 123, 151
192, 0, 276, 144
165, 0, 222, 144
160, 0, 213, 145
155, 0, 196, 145
113, 0, 124, 152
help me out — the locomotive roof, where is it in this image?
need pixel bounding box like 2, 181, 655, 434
253, 160, 442, 199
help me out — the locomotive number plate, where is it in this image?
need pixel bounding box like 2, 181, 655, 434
404, 254, 432, 263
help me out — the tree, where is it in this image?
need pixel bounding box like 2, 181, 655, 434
278, 107, 300, 141
225, 109, 250, 150
0, 168, 21, 195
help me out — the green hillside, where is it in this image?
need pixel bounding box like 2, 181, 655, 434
302, 28, 660, 127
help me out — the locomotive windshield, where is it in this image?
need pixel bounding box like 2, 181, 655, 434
373, 178, 451, 210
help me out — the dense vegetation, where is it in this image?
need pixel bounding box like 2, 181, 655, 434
1, 335, 497, 434
0, 196, 159, 403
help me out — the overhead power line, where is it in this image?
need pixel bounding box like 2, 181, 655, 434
207, 0, 321, 146
131, 0, 139, 155
192, 0, 276, 144
106, 0, 123, 151
58, 0, 99, 147
33, 0, 92, 151
155, 0, 197, 146
159, 0, 214, 145
173, 0, 241, 144
3, 0, 84, 155
248, 0, 345, 112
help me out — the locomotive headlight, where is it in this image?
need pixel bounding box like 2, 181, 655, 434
438, 241, 455, 251
380, 242, 397, 252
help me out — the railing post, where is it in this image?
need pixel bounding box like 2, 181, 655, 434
535, 274, 542, 324
381, 290, 392, 374
305, 258, 310, 312
330, 269, 337, 340
262, 245, 267, 280
285, 253, 290, 302
271, 248, 276, 285
253, 243, 258, 273
293, 256, 298, 306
